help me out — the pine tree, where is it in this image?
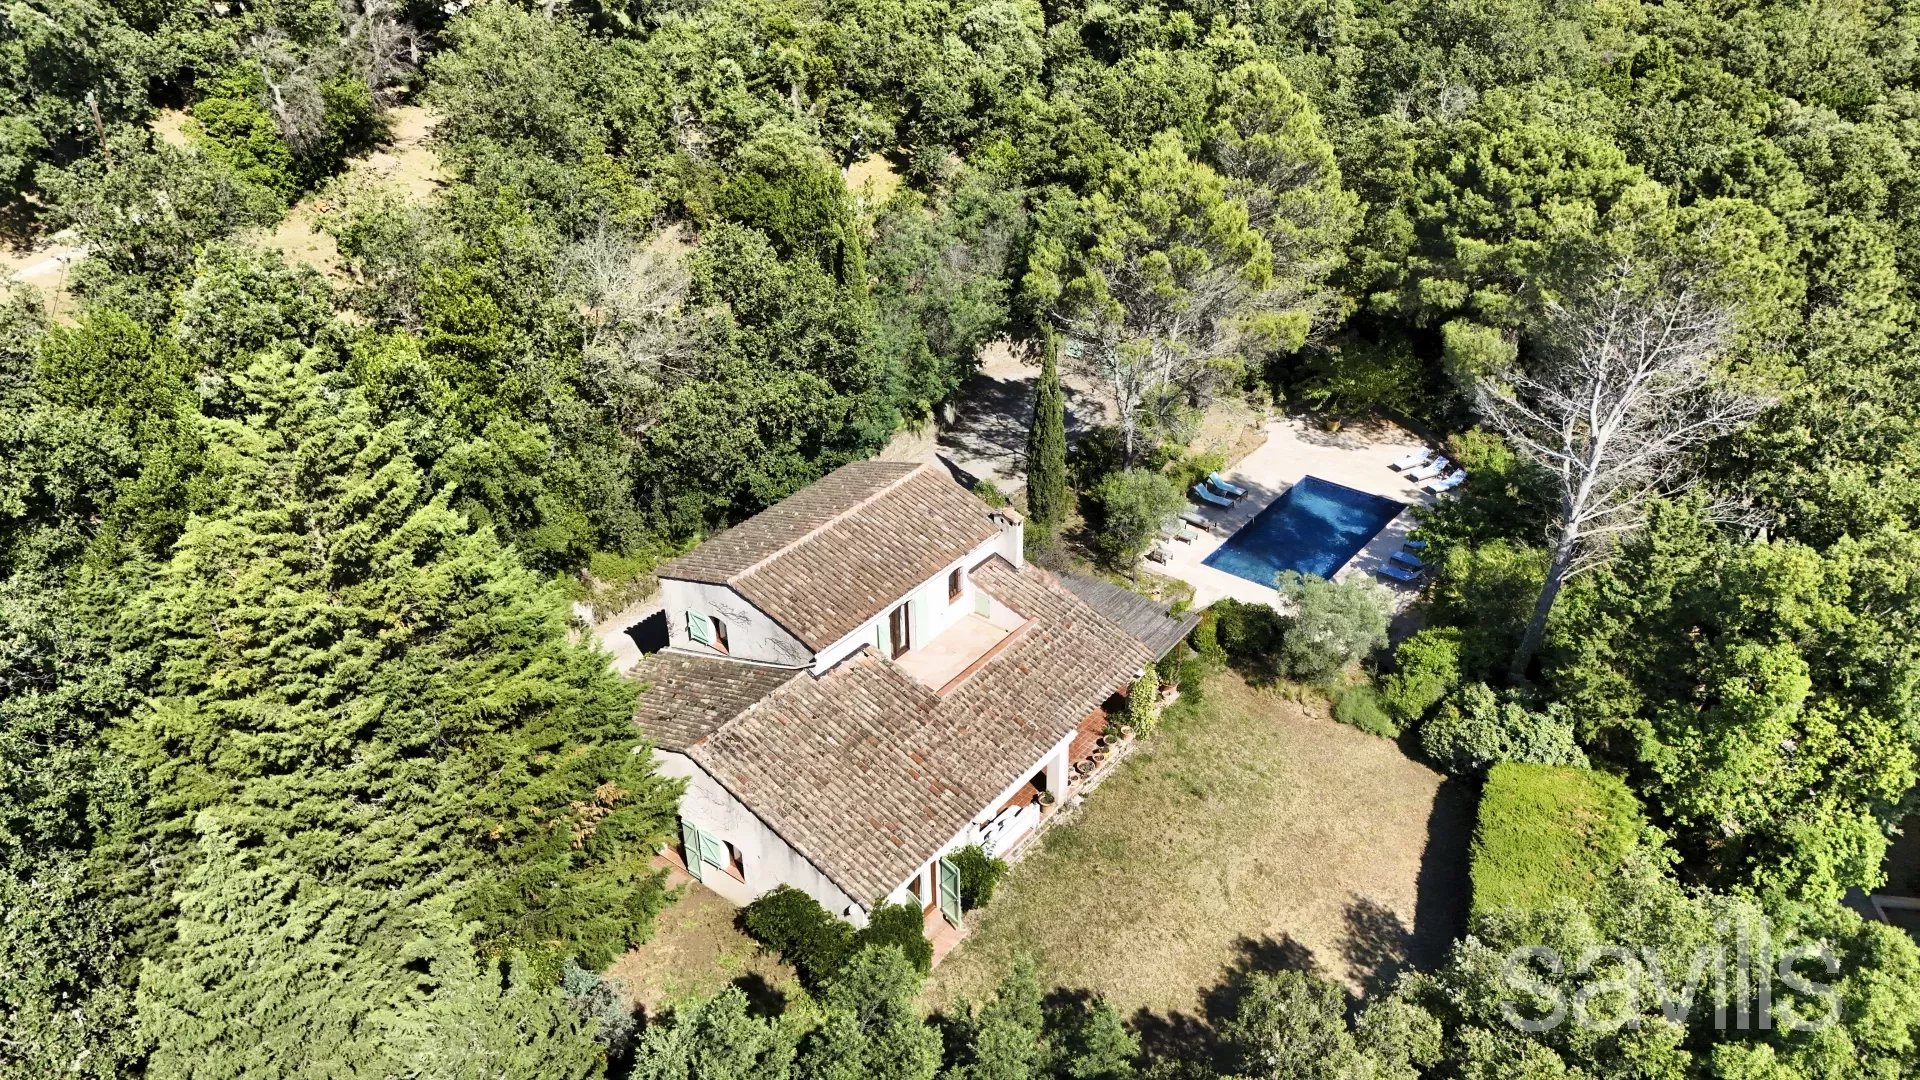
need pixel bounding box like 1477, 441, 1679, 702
1024, 332, 1069, 533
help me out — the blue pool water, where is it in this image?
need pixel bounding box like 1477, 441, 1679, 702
1202, 476, 1405, 585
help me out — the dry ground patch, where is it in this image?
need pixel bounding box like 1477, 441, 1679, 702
925, 673, 1470, 1020
607, 869, 800, 1018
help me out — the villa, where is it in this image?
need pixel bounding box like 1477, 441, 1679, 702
628, 461, 1194, 931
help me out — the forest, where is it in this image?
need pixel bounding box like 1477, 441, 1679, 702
4, 0, 1920, 1075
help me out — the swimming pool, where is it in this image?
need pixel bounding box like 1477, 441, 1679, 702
1202, 476, 1405, 586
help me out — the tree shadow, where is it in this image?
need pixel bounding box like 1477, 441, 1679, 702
1409, 775, 1475, 971
729, 971, 787, 1019
1128, 933, 1320, 1074
1339, 895, 1411, 996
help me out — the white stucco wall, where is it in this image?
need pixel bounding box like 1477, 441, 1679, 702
660, 579, 813, 667
656, 749, 867, 921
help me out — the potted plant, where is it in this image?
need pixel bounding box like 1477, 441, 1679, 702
1037, 790, 1056, 807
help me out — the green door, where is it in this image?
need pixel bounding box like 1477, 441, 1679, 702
937, 855, 962, 927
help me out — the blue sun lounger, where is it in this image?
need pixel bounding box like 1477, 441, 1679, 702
1207, 472, 1248, 499
1192, 483, 1234, 509
1377, 561, 1423, 584
1391, 550, 1424, 570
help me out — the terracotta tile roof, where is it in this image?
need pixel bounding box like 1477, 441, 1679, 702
657, 461, 1003, 651
1056, 572, 1201, 660
661, 556, 1151, 903
629, 652, 801, 751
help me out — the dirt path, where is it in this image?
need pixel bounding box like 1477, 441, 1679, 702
882, 339, 1114, 496
254, 103, 443, 278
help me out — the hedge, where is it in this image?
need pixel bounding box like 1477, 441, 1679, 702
741, 885, 853, 986
1469, 763, 1645, 918
741, 886, 934, 983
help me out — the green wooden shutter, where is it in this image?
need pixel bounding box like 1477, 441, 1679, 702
699, 831, 726, 870
680, 819, 706, 881
687, 611, 713, 646
937, 855, 962, 926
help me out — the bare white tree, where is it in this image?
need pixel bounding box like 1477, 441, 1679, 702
246, 29, 331, 151
1480, 261, 1771, 681
246, 1, 418, 151
559, 224, 705, 438
336, 0, 420, 103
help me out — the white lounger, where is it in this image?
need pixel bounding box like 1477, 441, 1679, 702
1390, 448, 1434, 471
1426, 470, 1467, 493
1407, 456, 1452, 482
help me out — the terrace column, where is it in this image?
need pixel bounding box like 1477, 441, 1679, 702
1045, 749, 1069, 796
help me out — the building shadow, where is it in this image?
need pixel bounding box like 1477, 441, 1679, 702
625, 608, 669, 654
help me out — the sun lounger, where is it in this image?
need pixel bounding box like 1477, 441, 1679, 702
1425, 470, 1467, 493
1192, 483, 1234, 509
1377, 561, 1423, 584
1180, 509, 1211, 532
1207, 472, 1248, 499
1407, 456, 1452, 482
1390, 448, 1434, 471
1161, 520, 1198, 543
1404, 539, 1427, 551
1391, 550, 1424, 569
1146, 542, 1173, 564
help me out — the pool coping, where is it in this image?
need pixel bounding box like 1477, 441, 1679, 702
1146, 417, 1442, 611
1200, 475, 1408, 587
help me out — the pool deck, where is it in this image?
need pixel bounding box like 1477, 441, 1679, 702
1158, 417, 1441, 608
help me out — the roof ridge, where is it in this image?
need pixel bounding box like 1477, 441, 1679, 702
728, 462, 930, 586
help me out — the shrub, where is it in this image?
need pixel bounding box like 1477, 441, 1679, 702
1191, 611, 1227, 670
1381, 627, 1464, 727
1126, 662, 1162, 733
1426, 540, 1549, 680
741, 885, 853, 987
971, 478, 1009, 507
1333, 684, 1398, 738
1168, 449, 1227, 494
853, 901, 933, 974
950, 845, 1009, 909
1211, 598, 1285, 662
1090, 468, 1184, 566
1470, 763, 1644, 917
1069, 425, 1131, 488
1273, 572, 1392, 681
1418, 683, 1586, 776
191, 68, 297, 201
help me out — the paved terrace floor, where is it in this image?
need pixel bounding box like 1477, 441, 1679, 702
1157, 417, 1441, 609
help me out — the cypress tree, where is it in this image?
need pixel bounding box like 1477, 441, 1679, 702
123, 354, 681, 1069
1024, 332, 1069, 531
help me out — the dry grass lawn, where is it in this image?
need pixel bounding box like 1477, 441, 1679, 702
607, 868, 801, 1018
925, 673, 1470, 1021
